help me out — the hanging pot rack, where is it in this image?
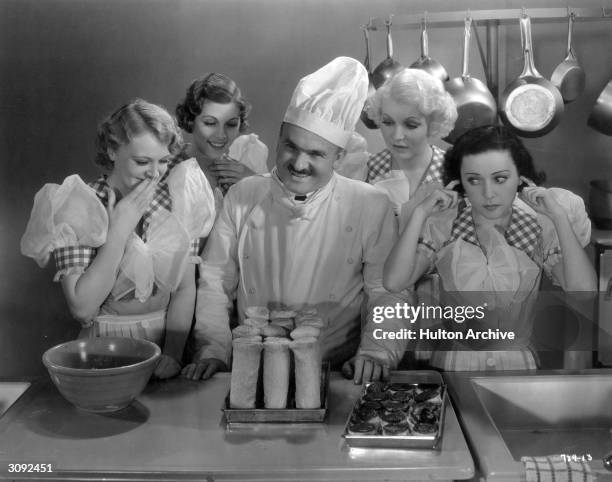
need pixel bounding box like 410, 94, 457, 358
364, 7, 612, 101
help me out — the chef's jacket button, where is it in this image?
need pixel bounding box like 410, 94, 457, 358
486, 357, 496, 368
248, 288, 255, 294
347, 257, 354, 264
330, 294, 336, 300
345, 226, 353, 232
243, 254, 249, 259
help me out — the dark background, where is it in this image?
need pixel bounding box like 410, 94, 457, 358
2, 0, 611, 376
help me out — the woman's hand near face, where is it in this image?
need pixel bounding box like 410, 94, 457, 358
518, 177, 566, 222
106, 176, 158, 242
414, 181, 460, 217
210, 155, 256, 187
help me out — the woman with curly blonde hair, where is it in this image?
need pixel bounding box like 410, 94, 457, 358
366, 68, 457, 218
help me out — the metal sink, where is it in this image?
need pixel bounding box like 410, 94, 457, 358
444, 370, 612, 481
0, 381, 31, 418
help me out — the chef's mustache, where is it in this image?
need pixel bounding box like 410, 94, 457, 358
288, 165, 313, 176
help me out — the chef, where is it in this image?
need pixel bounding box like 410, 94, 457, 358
182, 57, 413, 383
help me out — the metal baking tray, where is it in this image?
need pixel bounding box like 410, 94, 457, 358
222, 362, 330, 423
342, 370, 447, 449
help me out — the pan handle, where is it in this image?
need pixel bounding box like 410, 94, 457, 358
566, 11, 576, 58
385, 17, 394, 60
420, 16, 430, 58
519, 14, 542, 78
461, 16, 472, 78
362, 24, 372, 72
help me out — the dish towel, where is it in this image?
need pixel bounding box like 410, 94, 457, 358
521, 455, 595, 482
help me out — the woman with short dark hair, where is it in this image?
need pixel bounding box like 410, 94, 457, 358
176, 73, 268, 199
384, 125, 595, 370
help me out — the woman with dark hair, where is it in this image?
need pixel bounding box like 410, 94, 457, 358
176, 73, 268, 200
384, 125, 595, 370
21, 99, 216, 379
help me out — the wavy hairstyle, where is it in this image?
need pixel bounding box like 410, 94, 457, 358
94, 99, 184, 170
442, 124, 546, 194
367, 68, 457, 139
176, 73, 251, 133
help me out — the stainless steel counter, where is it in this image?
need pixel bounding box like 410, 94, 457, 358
444, 368, 612, 481
0, 373, 474, 481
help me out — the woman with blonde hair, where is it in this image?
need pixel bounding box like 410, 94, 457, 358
21, 99, 216, 379
366, 68, 457, 218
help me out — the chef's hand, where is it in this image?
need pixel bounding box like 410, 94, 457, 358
210, 155, 256, 186
154, 354, 181, 380
106, 174, 159, 243
341, 355, 389, 385
181, 358, 227, 381
519, 176, 566, 222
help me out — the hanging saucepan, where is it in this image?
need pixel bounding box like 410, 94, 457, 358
372, 18, 403, 89
360, 23, 379, 129
409, 18, 449, 83
500, 15, 564, 138
550, 12, 585, 103
588, 25, 612, 135
444, 17, 498, 144
588, 82, 612, 135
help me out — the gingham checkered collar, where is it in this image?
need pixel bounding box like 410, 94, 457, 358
367, 145, 445, 185
449, 202, 541, 260
89, 174, 172, 242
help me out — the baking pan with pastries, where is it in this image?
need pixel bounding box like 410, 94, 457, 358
342, 370, 447, 449
222, 306, 330, 424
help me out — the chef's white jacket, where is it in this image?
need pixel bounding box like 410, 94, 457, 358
193, 171, 414, 368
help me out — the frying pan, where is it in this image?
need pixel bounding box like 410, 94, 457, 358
360, 24, 379, 129
500, 15, 564, 138
372, 19, 403, 89
550, 12, 585, 103
444, 17, 497, 144
409, 19, 449, 83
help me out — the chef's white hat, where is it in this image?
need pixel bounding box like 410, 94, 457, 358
283, 56, 369, 149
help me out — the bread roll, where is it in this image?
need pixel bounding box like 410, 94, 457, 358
270, 309, 297, 319
245, 306, 269, 321
290, 325, 321, 339
232, 325, 261, 338
263, 337, 291, 408
289, 337, 322, 409
297, 308, 319, 317
229, 337, 263, 408
270, 317, 294, 330
295, 316, 325, 329
244, 317, 269, 329
261, 324, 289, 338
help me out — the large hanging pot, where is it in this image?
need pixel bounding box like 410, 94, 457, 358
409, 18, 449, 83
360, 24, 379, 130
550, 12, 585, 103
500, 15, 564, 138
588, 28, 612, 135
444, 17, 498, 144
371, 19, 403, 89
